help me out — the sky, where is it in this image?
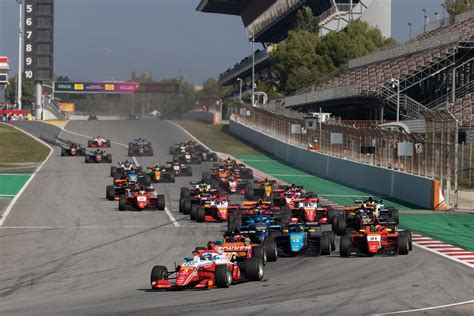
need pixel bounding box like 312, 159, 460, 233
0, 0, 447, 84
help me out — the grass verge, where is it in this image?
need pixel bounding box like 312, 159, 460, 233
0, 123, 50, 169
173, 120, 263, 155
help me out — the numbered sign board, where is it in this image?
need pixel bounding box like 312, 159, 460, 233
24, 0, 54, 81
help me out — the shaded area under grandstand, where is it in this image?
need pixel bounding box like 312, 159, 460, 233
234, 154, 420, 210
400, 213, 474, 252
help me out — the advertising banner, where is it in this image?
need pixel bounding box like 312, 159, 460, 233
54, 82, 179, 94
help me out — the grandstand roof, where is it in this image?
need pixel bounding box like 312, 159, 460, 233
196, 0, 255, 15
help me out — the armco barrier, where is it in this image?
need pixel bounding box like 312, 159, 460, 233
182, 111, 220, 125
229, 119, 434, 209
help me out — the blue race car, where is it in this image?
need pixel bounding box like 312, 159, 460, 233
274, 222, 333, 257
128, 138, 153, 156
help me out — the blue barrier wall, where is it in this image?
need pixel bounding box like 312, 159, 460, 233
229, 119, 434, 209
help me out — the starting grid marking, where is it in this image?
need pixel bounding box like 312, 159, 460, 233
412, 234, 474, 268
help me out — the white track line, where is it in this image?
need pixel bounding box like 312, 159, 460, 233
61, 124, 179, 226
0, 123, 54, 226
373, 299, 474, 315
167, 120, 212, 151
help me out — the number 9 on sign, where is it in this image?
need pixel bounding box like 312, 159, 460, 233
25, 71, 33, 79
26, 57, 32, 65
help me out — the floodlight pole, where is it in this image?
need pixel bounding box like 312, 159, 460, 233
237, 78, 242, 102
17, 0, 23, 109
408, 22, 412, 39
250, 34, 255, 107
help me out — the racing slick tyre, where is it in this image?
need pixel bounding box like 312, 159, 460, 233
397, 234, 409, 255
196, 207, 205, 223
157, 195, 165, 210
335, 217, 346, 236
85, 156, 90, 163
183, 199, 192, 215
252, 246, 267, 265
61, 148, 66, 156
106, 185, 115, 201
327, 209, 337, 224
245, 257, 264, 281
180, 188, 189, 199
245, 184, 254, 200
400, 230, 413, 251
340, 235, 351, 257
202, 172, 211, 183
332, 216, 339, 232
320, 235, 331, 255
110, 166, 117, 177
169, 174, 175, 183
215, 265, 232, 288
190, 204, 199, 221
150, 265, 168, 289
87, 140, 92, 147
128, 149, 133, 157
106, 154, 112, 163
119, 195, 126, 211
187, 167, 193, 177
106, 140, 111, 147
179, 198, 185, 213
144, 175, 152, 186
323, 231, 336, 251
263, 237, 278, 262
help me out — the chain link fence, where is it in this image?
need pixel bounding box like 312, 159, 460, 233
234, 104, 464, 208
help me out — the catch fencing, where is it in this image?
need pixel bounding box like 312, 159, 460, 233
234, 104, 463, 208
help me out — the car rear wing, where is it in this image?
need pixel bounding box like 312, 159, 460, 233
354, 199, 383, 204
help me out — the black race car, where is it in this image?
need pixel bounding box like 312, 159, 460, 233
128, 138, 153, 156
173, 152, 201, 164
85, 149, 112, 163
164, 161, 193, 177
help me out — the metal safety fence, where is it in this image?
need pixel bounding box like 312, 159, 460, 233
234, 104, 463, 208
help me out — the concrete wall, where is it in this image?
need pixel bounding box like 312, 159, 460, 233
230, 119, 434, 209
182, 111, 220, 124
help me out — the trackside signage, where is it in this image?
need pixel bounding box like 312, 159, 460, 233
54, 82, 179, 94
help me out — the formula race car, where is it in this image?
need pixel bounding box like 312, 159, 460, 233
228, 210, 285, 244
288, 197, 330, 225
332, 197, 400, 236
85, 149, 112, 163
118, 186, 165, 211
339, 225, 412, 257
163, 161, 193, 177
275, 222, 333, 257
146, 165, 175, 183
150, 248, 263, 290
245, 179, 277, 201
179, 182, 221, 214
173, 152, 201, 165
169, 141, 206, 156
189, 196, 236, 223
128, 138, 153, 156
199, 149, 218, 162
106, 172, 150, 200
88, 114, 98, 120
60, 143, 85, 156
88, 136, 111, 148
110, 160, 140, 178
208, 232, 276, 264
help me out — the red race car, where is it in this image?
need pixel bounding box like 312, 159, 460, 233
85, 149, 112, 163
190, 195, 237, 223
340, 225, 412, 257
289, 197, 329, 224
118, 187, 165, 211
150, 248, 263, 290
88, 136, 111, 148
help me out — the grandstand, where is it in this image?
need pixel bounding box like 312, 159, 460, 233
197, 0, 391, 88
275, 11, 473, 132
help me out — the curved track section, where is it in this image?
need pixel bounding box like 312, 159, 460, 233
1, 120, 473, 315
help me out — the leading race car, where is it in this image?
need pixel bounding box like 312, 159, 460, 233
88, 136, 111, 148
339, 225, 412, 257
85, 149, 112, 163
118, 186, 165, 211
128, 138, 153, 156
150, 247, 263, 290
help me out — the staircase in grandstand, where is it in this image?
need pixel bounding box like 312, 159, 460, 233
375, 85, 431, 120
319, 0, 375, 36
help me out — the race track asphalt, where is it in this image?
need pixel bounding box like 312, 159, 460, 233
0, 119, 473, 315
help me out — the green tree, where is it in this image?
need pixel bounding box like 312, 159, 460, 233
255, 81, 283, 101
4, 75, 35, 105
445, 0, 473, 15
198, 77, 232, 97
295, 6, 319, 34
